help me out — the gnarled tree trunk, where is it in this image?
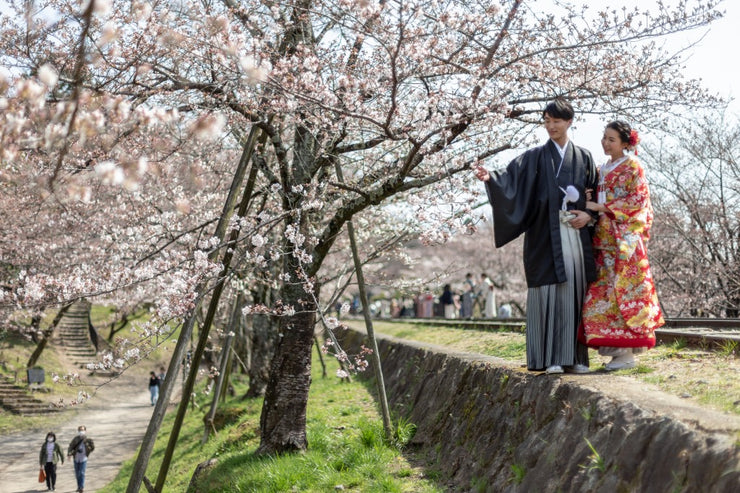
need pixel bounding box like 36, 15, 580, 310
256, 252, 317, 454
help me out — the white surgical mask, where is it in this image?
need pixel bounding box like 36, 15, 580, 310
47, 438, 53, 442
78, 431, 85, 436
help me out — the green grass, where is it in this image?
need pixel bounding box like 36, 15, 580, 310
100, 354, 442, 492
509, 463, 526, 484
393, 415, 418, 447
348, 320, 740, 417
359, 321, 527, 361
717, 339, 739, 357
579, 438, 606, 473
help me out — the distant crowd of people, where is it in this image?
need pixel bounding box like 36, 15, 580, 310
344, 272, 513, 321
439, 272, 511, 320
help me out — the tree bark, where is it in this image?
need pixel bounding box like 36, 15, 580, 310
27, 303, 72, 368
256, 254, 317, 454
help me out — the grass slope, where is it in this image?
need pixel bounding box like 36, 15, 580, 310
101, 354, 442, 492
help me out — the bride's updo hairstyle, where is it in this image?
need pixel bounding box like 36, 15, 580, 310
606, 120, 639, 152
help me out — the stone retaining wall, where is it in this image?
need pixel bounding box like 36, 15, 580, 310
338, 328, 740, 492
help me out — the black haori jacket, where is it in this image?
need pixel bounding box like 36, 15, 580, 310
484, 140, 598, 288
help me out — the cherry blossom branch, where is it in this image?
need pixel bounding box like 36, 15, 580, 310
48, 0, 97, 190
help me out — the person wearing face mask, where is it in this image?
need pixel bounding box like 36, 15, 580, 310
39, 431, 64, 491
67, 425, 95, 493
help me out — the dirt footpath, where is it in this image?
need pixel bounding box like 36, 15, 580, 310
0, 370, 167, 493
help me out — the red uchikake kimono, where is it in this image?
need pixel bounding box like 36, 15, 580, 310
581, 156, 664, 349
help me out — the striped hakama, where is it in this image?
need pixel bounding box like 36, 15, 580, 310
525, 212, 589, 370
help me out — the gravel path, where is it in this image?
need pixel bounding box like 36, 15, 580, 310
0, 370, 164, 493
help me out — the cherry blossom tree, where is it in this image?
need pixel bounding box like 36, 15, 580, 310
645, 110, 740, 317
0, 0, 725, 481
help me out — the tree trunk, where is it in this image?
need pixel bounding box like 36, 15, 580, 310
232, 303, 251, 377
243, 284, 278, 398
107, 314, 128, 341
256, 257, 317, 454
27, 303, 72, 368
30, 314, 42, 343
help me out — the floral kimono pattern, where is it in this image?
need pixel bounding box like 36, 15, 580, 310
581, 156, 664, 348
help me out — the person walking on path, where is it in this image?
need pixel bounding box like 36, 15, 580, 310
474, 97, 598, 374
0, 368, 166, 493
581, 120, 665, 370
67, 425, 94, 493
149, 370, 161, 406
39, 431, 64, 491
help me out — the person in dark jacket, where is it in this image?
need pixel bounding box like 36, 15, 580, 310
440, 284, 457, 319
67, 425, 94, 493
149, 370, 161, 406
39, 431, 64, 491
474, 97, 597, 374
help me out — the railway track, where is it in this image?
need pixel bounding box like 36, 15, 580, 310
656, 318, 740, 347
374, 317, 740, 350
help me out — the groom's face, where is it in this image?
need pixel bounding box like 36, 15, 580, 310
543, 113, 572, 144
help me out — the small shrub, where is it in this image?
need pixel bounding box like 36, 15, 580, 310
579, 438, 605, 473
510, 463, 526, 484
393, 416, 417, 448
357, 417, 384, 449
670, 338, 688, 351
717, 340, 739, 358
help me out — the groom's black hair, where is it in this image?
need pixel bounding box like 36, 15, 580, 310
543, 97, 574, 120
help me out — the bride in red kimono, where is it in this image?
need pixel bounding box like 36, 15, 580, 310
581, 120, 664, 370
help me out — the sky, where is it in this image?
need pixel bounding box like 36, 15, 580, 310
566, 0, 739, 160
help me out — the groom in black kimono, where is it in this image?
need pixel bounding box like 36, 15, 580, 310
474, 98, 597, 374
